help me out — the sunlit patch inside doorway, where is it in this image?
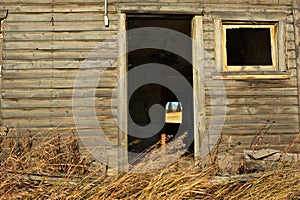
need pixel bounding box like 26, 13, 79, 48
165, 102, 182, 123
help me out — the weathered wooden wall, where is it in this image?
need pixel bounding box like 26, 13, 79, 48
0, 1, 119, 144
292, 0, 300, 152
0, 0, 299, 165
202, 0, 299, 153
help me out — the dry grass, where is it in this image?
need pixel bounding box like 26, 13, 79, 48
0, 130, 299, 199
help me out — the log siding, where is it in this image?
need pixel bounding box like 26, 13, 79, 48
0, 0, 299, 166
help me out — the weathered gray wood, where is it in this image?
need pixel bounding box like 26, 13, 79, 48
5, 13, 118, 22
192, 16, 205, 158
0, 21, 3, 126
2, 68, 117, 79
3, 60, 118, 69
205, 78, 298, 87
223, 88, 297, 96
205, 4, 291, 12
2, 4, 116, 13
214, 19, 223, 72
2, 107, 116, 118
4, 21, 118, 32
207, 105, 299, 115
0, 10, 8, 19
246, 149, 281, 160
4, 31, 118, 41
207, 114, 299, 124
118, 4, 203, 14
2, 88, 114, 99
1, 0, 299, 162
208, 97, 298, 105
213, 124, 299, 134
3, 116, 117, 127
3, 50, 118, 60
117, 13, 128, 171
2, 78, 117, 89
212, 74, 291, 80
2, 98, 117, 108
278, 20, 287, 71
3, 41, 118, 50
2, 0, 199, 3
293, 0, 300, 135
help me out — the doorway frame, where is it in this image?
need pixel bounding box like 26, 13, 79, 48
118, 12, 205, 170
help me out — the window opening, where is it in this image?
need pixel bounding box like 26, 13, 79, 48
222, 22, 278, 71
165, 102, 182, 124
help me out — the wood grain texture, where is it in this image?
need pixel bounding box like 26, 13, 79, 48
0, 0, 299, 160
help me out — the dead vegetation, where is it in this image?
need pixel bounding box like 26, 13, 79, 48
0, 129, 299, 199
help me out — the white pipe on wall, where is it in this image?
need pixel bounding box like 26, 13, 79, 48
104, 0, 109, 27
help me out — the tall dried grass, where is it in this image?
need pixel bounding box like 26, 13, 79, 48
0, 129, 299, 199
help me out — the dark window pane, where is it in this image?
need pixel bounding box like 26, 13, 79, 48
226, 28, 272, 66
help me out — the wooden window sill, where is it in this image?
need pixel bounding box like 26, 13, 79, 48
212, 72, 291, 80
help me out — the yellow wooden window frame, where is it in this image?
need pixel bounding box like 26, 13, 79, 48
222, 22, 278, 72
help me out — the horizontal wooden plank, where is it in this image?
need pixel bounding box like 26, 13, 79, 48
6, 13, 118, 22
2, 0, 103, 3
286, 41, 296, 50
118, 4, 203, 14
286, 31, 295, 40
2, 117, 118, 128
2, 107, 116, 118
207, 105, 299, 115
203, 32, 214, 40
206, 114, 299, 124
2, 88, 115, 99
205, 78, 297, 88
221, 136, 282, 147
3, 50, 118, 60
278, 0, 293, 5
2, 4, 116, 13
2, 98, 117, 108
216, 124, 299, 134
287, 50, 296, 59
2, 77, 117, 89
203, 22, 214, 32
0, 9, 8, 18
287, 59, 297, 69
202, 0, 292, 5
4, 21, 118, 32
207, 97, 299, 105
3, 41, 117, 50
2, 0, 199, 3
4, 31, 118, 41
2, 68, 117, 79
3, 60, 118, 69
222, 88, 298, 96
212, 74, 292, 80
3, 127, 119, 138
205, 4, 291, 12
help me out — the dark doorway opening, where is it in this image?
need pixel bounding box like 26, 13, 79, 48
126, 15, 194, 163
226, 28, 273, 66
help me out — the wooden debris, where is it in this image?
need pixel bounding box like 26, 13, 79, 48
245, 149, 280, 160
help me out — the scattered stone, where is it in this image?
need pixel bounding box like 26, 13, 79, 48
239, 160, 266, 174
218, 154, 233, 175
244, 149, 280, 160
244, 149, 300, 162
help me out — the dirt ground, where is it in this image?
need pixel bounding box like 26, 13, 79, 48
166, 111, 182, 123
